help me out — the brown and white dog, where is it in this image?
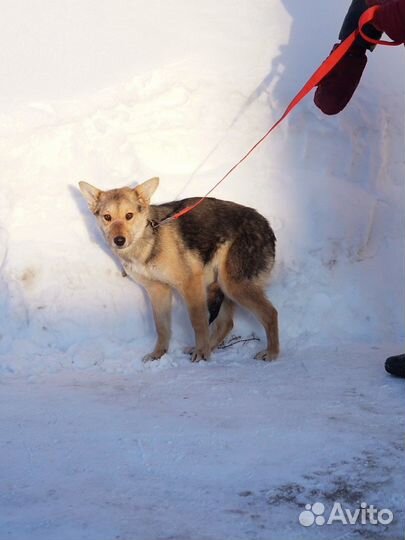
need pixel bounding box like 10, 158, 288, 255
79, 177, 279, 362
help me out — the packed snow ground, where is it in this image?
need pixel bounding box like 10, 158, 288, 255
2, 347, 405, 540
0, 0, 404, 539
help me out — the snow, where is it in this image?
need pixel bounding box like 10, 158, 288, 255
0, 0, 404, 538
2, 347, 405, 540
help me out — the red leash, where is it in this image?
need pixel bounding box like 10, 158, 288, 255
156, 6, 401, 227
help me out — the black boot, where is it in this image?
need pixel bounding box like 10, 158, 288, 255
385, 354, 405, 378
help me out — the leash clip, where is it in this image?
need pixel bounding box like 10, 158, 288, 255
149, 219, 160, 231
149, 215, 176, 230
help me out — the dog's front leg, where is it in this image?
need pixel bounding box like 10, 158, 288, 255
181, 274, 210, 362
141, 280, 172, 361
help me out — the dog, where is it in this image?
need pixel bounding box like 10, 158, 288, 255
79, 177, 279, 362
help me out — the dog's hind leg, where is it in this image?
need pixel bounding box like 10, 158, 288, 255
141, 280, 172, 361
209, 297, 235, 351
221, 279, 279, 361
207, 281, 225, 324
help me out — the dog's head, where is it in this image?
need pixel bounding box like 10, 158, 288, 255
79, 177, 159, 251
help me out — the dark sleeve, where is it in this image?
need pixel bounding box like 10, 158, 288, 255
339, 0, 383, 48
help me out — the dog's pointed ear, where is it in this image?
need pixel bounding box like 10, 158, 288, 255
79, 181, 102, 213
134, 177, 159, 205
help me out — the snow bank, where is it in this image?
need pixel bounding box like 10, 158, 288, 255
0, 0, 404, 374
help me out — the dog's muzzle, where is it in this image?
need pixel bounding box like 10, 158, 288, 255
114, 236, 126, 248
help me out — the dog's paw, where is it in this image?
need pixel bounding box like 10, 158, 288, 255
142, 349, 167, 362
184, 345, 211, 362
191, 347, 211, 363
254, 349, 279, 362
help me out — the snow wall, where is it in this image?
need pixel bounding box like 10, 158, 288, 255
0, 0, 404, 373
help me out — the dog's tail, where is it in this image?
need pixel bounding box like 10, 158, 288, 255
207, 282, 225, 324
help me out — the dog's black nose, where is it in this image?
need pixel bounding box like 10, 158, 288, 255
114, 236, 126, 247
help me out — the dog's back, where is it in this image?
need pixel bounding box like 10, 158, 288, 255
151, 197, 276, 281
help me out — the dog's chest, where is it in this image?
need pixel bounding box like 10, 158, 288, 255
122, 259, 169, 284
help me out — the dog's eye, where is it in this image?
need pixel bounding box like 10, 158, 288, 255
125, 213, 134, 221
103, 214, 112, 222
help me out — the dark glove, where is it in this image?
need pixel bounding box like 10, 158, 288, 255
313, 0, 382, 115
314, 43, 368, 115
